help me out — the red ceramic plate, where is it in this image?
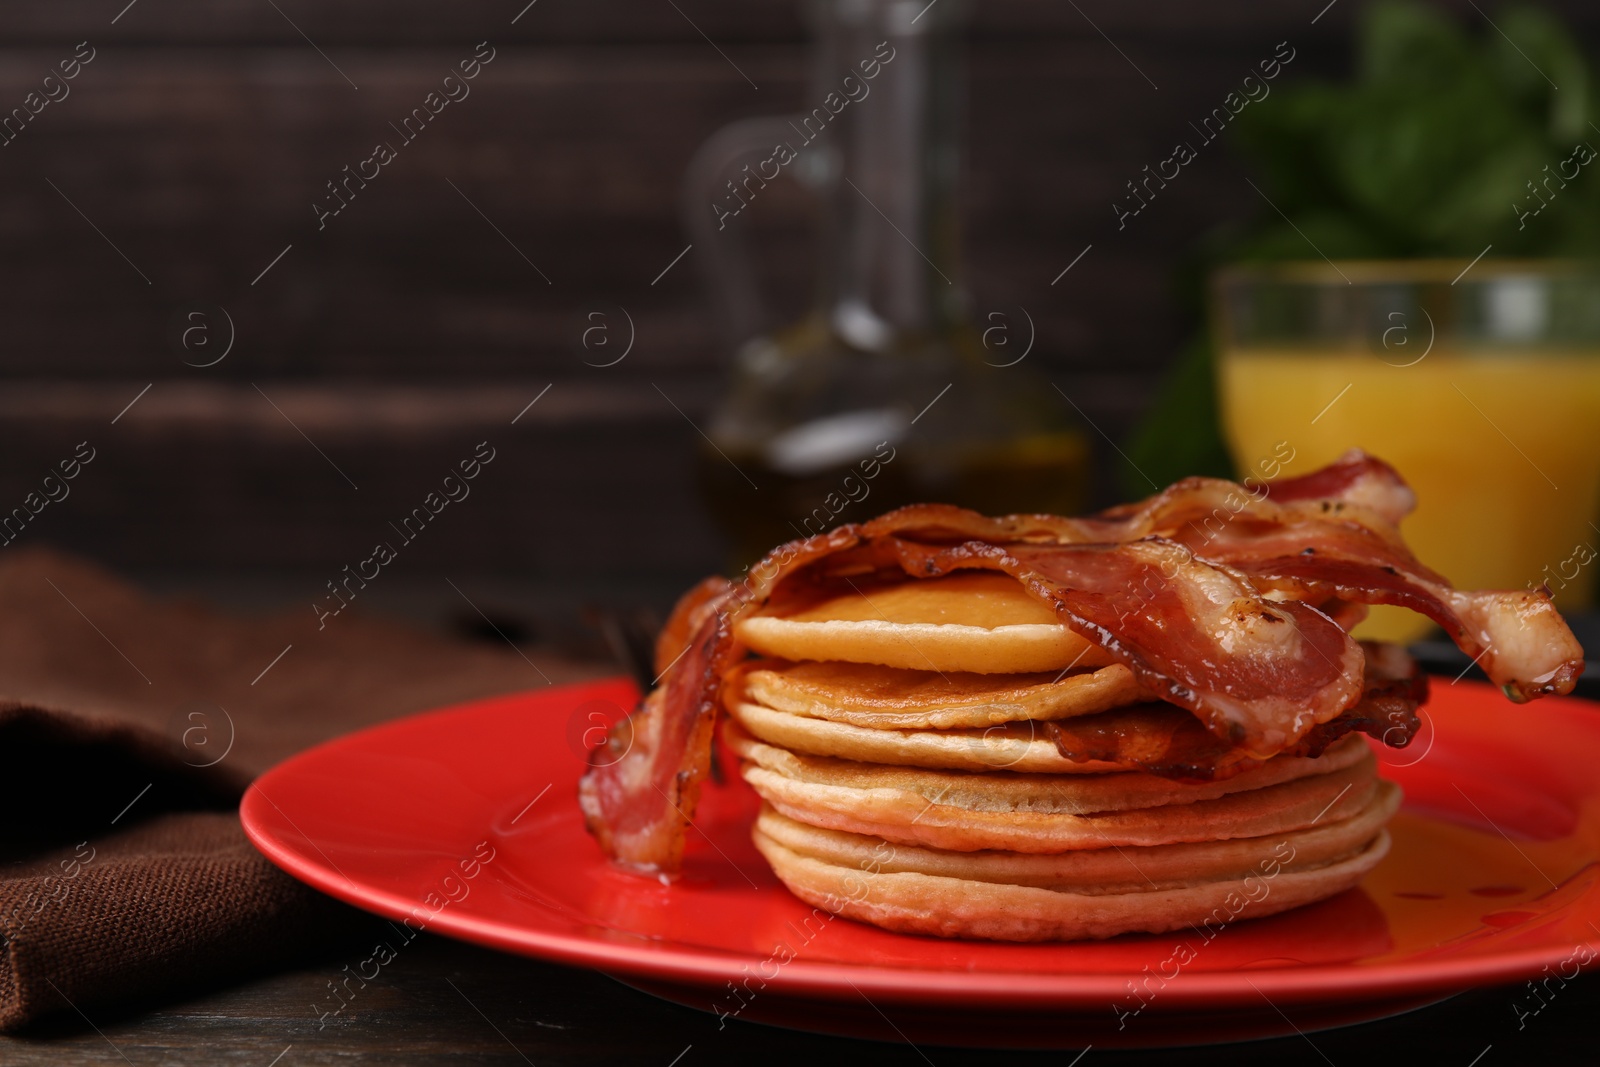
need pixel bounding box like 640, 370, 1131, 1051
242, 677, 1600, 1048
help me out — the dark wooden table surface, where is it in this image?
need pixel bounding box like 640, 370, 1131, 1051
2, 928, 1596, 1065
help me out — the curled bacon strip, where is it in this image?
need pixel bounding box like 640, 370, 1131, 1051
857, 535, 1365, 755
1267, 451, 1419, 525
1124, 453, 1583, 701
1042, 642, 1427, 782
579, 452, 1584, 877
577, 580, 735, 877
578, 530, 857, 876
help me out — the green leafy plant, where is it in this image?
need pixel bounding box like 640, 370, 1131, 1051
1123, 1, 1600, 494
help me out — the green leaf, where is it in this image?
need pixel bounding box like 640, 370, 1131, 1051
1491, 6, 1589, 139
1359, 1, 1476, 88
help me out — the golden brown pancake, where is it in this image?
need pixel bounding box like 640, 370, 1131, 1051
736, 660, 1146, 730
725, 724, 1371, 815
728, 723, 1378, 853
755, 784, 1396, 894
726, 697, 1104, 773
735, 572, 1115, 673
755, 823, 1390, 941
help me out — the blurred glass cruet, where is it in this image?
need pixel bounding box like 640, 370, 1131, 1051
686, 0, 1089, 561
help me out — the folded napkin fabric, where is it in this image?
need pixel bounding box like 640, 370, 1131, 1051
0, 703, 356, 1029
0, 547, 595, 1029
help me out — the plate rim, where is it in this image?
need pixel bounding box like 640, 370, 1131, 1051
241, 677, 1600, 1011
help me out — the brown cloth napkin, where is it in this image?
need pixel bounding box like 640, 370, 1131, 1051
0, 547, 602, 1030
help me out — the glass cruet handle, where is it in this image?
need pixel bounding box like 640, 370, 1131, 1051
681, 115, 826, 353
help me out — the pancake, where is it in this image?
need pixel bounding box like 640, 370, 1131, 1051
755, 823, 1391, 941
727, 697, 1104, 773
720, 524, 1403, 937
730, 724, 1379, 853
725, 724, 1371, 816
735, 572, 1116, 673
754, 785, 1398, 893
736, 660, 1147, 730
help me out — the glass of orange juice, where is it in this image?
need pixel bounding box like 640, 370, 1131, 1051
1212, 260, 1600, 642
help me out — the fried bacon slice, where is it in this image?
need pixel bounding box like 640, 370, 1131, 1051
1110, 452, 1584, 701
577, 580, 735, 877
579, 452, 1584, 877
832, 535, 1366, 755
1042, 642, 1427, 782
578, 530, 857, 876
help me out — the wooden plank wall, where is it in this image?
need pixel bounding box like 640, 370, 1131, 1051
0, 0, 1595, 587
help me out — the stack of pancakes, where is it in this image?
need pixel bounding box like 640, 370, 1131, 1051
723, 572, 1398, 941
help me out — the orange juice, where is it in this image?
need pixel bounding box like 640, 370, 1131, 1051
1218, 350, 1600, 641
